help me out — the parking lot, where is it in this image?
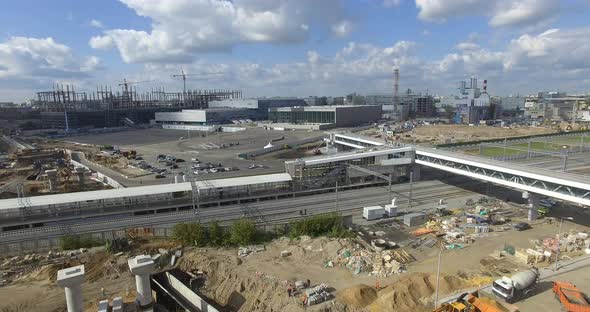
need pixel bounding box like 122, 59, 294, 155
63, 127, 324, 184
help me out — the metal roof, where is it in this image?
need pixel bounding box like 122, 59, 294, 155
286, 146, 413, 166
0, 173, 292, 210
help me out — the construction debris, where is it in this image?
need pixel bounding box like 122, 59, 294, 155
328, 240, 415, 277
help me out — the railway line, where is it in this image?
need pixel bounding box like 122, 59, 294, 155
0, 180, 479, 245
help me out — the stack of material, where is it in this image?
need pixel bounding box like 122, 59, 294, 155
304, 283, 331, 306
330, 243, 415, 276
410, 228, 436, 236
425, 221, 441, 230
514, 249, 545, 264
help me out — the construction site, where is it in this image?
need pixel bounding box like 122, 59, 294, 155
0, 73, 589, 311
0, 121, 589, 312
37, 83, 241, 129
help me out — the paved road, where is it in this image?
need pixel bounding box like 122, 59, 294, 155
0, 179, 480, 244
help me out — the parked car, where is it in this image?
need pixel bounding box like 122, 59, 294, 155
513, 222, 531, 231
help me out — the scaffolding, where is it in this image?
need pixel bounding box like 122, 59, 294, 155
36, 84, 242, 129
36, 83, 242, 112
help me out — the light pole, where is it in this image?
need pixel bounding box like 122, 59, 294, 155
434, 245, 443, 309
554, 216, 574, 271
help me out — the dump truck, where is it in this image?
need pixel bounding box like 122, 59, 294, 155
434, 291, 519, 312
492, 268, 539, 303
553, 281, 590, 312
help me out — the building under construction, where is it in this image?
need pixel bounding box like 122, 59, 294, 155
36, 84, 242, 129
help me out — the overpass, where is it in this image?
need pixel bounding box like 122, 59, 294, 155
331, 133, 590, 207
415, 147, 590, 207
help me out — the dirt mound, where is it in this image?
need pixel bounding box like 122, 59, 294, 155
364, 273, 465, 312
23, 263, 68, 282
337, 284, 377, 308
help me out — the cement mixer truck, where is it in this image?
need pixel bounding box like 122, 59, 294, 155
492, 268, 539, 303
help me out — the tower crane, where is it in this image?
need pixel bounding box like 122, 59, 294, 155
172, 69, 223, 94
118, 78, 153, 93
118, 78, 153, 101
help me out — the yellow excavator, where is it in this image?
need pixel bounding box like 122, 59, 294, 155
433, 291, 518, 312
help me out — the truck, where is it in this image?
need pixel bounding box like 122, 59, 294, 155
492, 268, 539, 303
538, 198, 557, 217
553, 281, 590, 312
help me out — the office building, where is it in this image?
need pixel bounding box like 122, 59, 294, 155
268, 105, 382, 127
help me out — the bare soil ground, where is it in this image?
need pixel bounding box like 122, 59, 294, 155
406, 125, 556, 145
1, 212, 588, 312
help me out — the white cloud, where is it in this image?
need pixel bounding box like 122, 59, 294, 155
89, 35, 114, 49
90, 0, 352, 63
141, 26, 590, 97
455, 42, 480, 50
332, 20, 353, 38
0, 37, 100, 79
415, 0, 560, 29
89, 19, 104, 29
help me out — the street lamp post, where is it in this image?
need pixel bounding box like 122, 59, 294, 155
434, 245, 443, 309
554, 216, 574, 271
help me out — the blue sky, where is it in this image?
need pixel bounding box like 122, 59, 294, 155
1, 0, 590, 102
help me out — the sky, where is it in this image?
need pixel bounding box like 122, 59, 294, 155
1, 0, 590, 102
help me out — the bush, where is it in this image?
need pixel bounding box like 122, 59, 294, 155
208, 221, 225, 246
289, 213, 350, 239
173, 222, 208, 246
59, 235, 81, 250
59, 235, 104, 250
230, 218, 257, 246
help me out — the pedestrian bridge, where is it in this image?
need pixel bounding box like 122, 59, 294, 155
415, 147, 590, 207
329, 132, 590, 206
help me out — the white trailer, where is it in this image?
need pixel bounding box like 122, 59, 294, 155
363, 206, 385, 221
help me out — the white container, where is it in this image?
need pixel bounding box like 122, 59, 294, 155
384, 205, 398, 217
363, 206, 385, 221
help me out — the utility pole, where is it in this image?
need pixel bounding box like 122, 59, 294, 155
409, 171, 414, 209
335, 180, 339, 213
555, 216, 574, 271
434, 245, 443, 309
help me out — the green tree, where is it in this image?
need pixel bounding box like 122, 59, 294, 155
289, 213, 350, 239
59, 235, 81, 250
173, 222, 208, 246
230, 218, 256, 246
208, 221, 224, 246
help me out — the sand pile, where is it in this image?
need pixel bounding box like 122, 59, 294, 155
22, 263, 68, 282
335, 273, 465, 312
179, 250, 306, 312
337, 284, 377, 308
